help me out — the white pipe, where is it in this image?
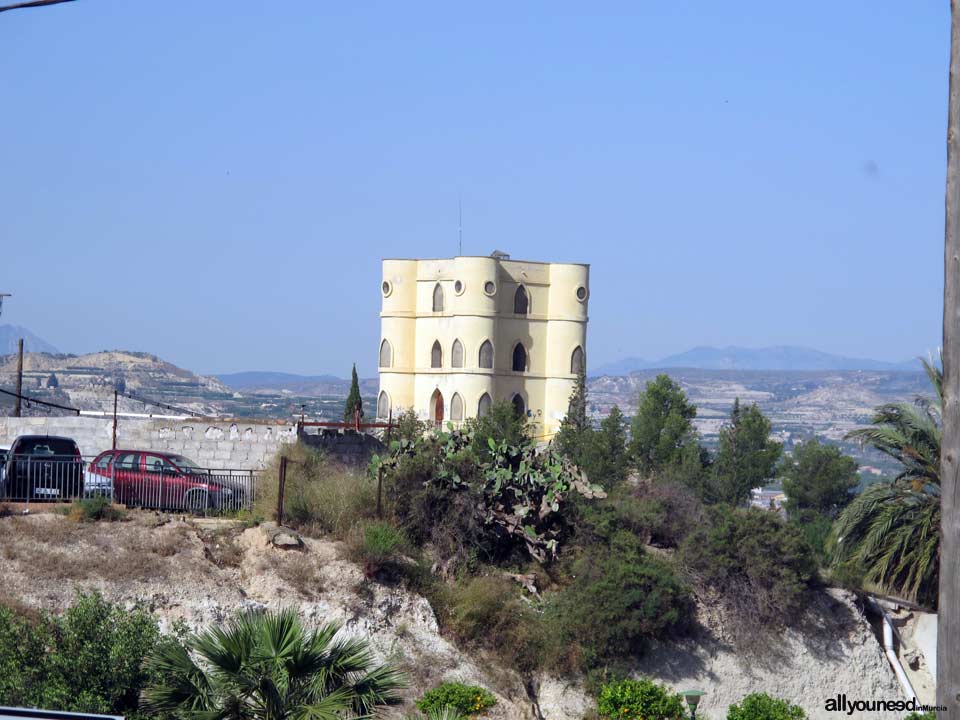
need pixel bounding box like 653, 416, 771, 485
867, 596, 918, 703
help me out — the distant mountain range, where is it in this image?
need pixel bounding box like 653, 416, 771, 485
591, 345, 925, 375
215, 371, 379, 398
0, 324, 59, 356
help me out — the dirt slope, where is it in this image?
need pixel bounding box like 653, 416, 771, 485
0, 512, 903, 720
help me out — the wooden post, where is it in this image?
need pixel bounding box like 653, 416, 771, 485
376, 464, 384, 519
112, 390, 118, 450
941, 3, 960, 717
13, 338, 23, 417
276, 455, 288, 526
387, 408, 393, 443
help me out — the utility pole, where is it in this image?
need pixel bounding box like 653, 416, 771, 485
940, 2, 960, 717
13, 338, 23, 417
112, 389, 118, 450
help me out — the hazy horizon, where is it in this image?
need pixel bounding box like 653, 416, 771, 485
1, 2, 948, 376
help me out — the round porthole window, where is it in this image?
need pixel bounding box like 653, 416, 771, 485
382, 281, 392, 297
483, 281, 496, 296
454, 280, 464, 295
576, 286, 588, 301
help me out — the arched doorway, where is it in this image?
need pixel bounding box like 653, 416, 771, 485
512, 393, 526, 418
431, 389, 444, 428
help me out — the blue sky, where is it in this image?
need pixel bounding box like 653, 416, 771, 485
0, 1, 948, 376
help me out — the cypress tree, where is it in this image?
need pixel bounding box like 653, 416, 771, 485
343, 364, 363, 422
554, 369, 589, 462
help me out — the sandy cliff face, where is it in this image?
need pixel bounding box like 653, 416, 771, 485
0, 513, 902, 720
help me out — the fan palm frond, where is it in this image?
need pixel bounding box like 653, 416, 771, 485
143, 609, 406, 719
834, 357, 942, 608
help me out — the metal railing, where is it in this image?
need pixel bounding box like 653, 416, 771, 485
0, 454, 259, 515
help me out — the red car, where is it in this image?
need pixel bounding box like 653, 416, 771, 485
86, 450, 246, 512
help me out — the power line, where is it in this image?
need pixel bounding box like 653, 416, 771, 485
0, 387, 79, 414
0, 0, 75, 13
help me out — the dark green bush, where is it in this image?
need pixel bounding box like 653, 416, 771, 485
569, 482, 703, 552
415, 682, 496, 715
788, 509, 833, 566
727, 692, 806, 720
548, 535, 692, 671
596, 678, 686, 720
0, 592, 162, 718
903, 712, 936, 720
679, 506, 816, 627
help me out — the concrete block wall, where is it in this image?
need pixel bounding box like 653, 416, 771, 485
0, 416, 297, 470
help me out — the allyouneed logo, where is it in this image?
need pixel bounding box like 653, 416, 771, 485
825, 695, 946, 715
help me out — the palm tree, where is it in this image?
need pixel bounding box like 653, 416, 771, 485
142, 608, 406, 719
830, 358, 941, 607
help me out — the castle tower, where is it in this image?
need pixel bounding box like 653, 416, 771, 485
377, 253, 589, 438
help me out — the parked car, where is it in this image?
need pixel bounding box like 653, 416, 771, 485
85, 450, 245, 512
4, 435, 84, 501
0, 445, 8, 497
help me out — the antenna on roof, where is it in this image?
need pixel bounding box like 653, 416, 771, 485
0, 293, 10, 318
458, 197, 463, 256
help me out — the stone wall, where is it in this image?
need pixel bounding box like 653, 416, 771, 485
0, 416, 297, 470
299, 429, 384, 467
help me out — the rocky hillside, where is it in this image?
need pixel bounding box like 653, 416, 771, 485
0, 511, 903, 720
0, 351, 236, 416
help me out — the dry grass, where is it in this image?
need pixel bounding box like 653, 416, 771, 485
199, 528, 244, 568
274, 553, 323, 598
1, 514, 198, 583
258, 443, 378, 539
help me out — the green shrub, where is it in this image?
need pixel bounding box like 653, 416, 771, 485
727, 693, 806, 720
416, 682, 496, 715
575, 483, 703, 549
257, 443, 377, 537
64, 496, 125, 522
547, 535, 691, 672
0, 592, 162, 718
383, 423, 602, 568
443, 575, 547, 674
788, 509, 832, 566
679, 505, 816, 627
904, 712, 936, 720
357, 521, 407, 570
596, 678, 686, 720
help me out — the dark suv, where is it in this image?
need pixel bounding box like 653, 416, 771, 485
4, 435, 84, 501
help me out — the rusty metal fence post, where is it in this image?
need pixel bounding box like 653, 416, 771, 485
376, 464, 384, 519
276, 455, 288, 526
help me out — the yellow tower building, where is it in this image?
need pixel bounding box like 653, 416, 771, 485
377, 253, 588, 438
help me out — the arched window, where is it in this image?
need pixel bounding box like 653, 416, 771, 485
451, 339, 464, 368
479, 340, 494, 369
514, 285, 529, 314
451, 392, 464, 422
570, 345, 584, 375
512, 343, 527, 372
379, 339, 392, 368
512, 393, 526, 418
432, 283, 444, 312
377, 391, 390, 419
431, 340, 443, 368
478, 392, 492, 417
